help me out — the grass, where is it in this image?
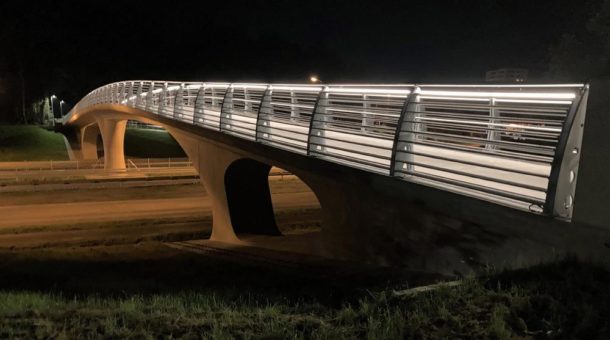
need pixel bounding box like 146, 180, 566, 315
0, 251, 608, 338
0, 125, 186, 162
0, 125, 69, 161
124, 128, 186, 158
0, 208, 607, 340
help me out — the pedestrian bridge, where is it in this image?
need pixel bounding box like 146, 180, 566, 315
60, 80, 593, 273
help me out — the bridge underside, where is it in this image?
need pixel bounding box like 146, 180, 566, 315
60, 104, 610, 275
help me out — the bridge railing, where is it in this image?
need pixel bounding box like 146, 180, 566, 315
64, 81, 589, 221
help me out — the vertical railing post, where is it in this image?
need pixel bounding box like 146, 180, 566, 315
544, 85, 588, 220
361, 94, 370, 132
290, 90, 298, 122
112, 83, 118, 104
307, 86, 329, 156
126, 81, 133, 106
130, 81, 136, 106
121, 82, 129, 104
145, 82, 154, 111
119, 83, 125, 103
244, 87, 251, 112
486, 98, 499, 150
125, 82, 130, 102
220, 84, 234, 131
135, 82, 143, 108
158, 82, 168, 116
255, 85, 273, 142
174, 83, 185, 119
105, 85, 110, 104
109, 84, 116, 104
117, 83, 123, 103
194, 83, 206, 125
390, 86, 419, 176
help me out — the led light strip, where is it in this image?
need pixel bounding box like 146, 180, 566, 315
419, 90, 576, 100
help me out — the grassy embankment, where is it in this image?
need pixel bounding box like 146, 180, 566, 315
0, 125, 69, 161
0, 243, 607, 339
124, 128, 185, 158
0, 125, 185, 161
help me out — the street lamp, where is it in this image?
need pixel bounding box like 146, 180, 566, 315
50, 95, 57, 118
60, 100, 65, 116
309, 75, 321, 83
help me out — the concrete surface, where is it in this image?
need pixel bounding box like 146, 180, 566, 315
0, 191, 318, 229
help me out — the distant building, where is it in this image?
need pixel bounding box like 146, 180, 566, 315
485, 68, 528, 83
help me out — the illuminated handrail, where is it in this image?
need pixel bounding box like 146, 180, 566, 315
64, 81, 589, 220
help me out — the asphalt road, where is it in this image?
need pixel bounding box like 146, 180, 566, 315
0, 191, 319, 229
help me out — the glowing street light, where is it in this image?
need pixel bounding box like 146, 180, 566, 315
60, 100, 65, 116
49, 94, 57, 118
309, 75, 320, 83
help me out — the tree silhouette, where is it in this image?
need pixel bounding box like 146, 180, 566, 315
549, 0, 610, 79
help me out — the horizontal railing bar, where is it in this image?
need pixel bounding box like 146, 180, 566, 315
400, 139, 553, 163
313, 114, 398, 132
309, 140, 392, 161
397, 129, 557, 153
256, 124, 309, 138
395, 149, 549, 178
410, 122, 561, 140
397, 159, 547, 192
417, 101, 571, 113
394, 168, 545, 205
260, 136, 308, 151
222, 127, 256, 139
311, 123, 396, 140
262, 115, 312, 127
308, 133, 393, 151
310, 150, 389, 172
259, 131, 308, 144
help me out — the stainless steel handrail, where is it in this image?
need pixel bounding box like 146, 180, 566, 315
63, 81, 589, 220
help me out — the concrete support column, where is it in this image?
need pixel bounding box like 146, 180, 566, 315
167, 128, 280, 243
97, 118, 127, 171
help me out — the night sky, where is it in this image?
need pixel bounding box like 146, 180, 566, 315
0, 0, 607, 121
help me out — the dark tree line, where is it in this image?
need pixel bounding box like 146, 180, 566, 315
1, 0, 608, 123
549, 0, 610, 80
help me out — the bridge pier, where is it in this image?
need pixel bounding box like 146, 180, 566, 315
168, 128, 280, 242
96, 118, 127, 171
